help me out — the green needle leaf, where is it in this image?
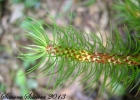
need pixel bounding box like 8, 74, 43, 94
18, 12, 140, 97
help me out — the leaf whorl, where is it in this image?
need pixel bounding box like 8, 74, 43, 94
18, 16, 140, 96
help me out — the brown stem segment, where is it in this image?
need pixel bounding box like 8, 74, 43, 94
46, 44, 140, 66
